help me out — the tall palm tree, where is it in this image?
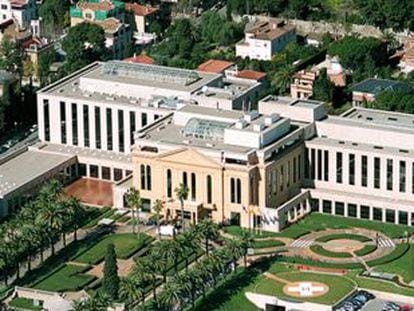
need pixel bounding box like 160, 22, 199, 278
176, 230, 199, 271
153, 199, 164, 239
125, 187, 142, 235
66, 197, 85, 241
240, 231, 254, 267
119, 277, 145, 305
152, 240, 180, 278
159, 281, 182, 311
133, 256, 160, 302
174, 183, 189, 232
196, 219, 219, 255
272, 64, 295, 95
224, 239, 243, 270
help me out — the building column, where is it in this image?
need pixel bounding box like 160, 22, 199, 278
112, 109, 119, 153
407, 161, 413, 196
367, 156, 374, 190
380, 156, 387, 190
356, 204, 361, 219
343, 152, 349, 186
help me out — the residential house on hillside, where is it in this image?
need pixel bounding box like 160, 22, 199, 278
236, 17, 296, 61
0, 0, 36, 29
125, 2, 158, 45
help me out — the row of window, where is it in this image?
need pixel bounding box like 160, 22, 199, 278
79, 163, 132, 181
306, 148, 414, 194
312, 198, 414, 226
47, 99, 160, 152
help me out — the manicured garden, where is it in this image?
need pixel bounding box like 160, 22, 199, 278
9, 297, 43, 311
315, 233, 372, 243
32, 264, 96, 292
252, 239, 285, 249
374, 244, 414, 283
74, 233, 153, 264
310, 244, 353, 258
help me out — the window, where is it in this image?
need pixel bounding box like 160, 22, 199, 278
72, 103, 78, 145
387, 159, 393, 191
106, 108, 113, 151
60, 101, 66, 144
361, 155, 368, 187
386, 209, 395, 223
95, 107, 101, 149
90, 165, 98, 178
348, 204, 357, 217
102, 167, 111, 180
322, 200, 332, 214
399, 211, 408, 225
43, 99, 50, 141
182, 172, 188, 187
142, 113, 148, 127
317, 149, 322, 180
230, 178, 242, 204
166, 169, 172, 198
154, 114, 160, 120
373, 207, 383, 221
311, 149, 316, 179
360, 205, 370, 219
236, 178, 242, 204
304, 148, 309, 179
118, 110, 124, 152
324, 150, 329, 181
191, 173, 196, 201
349, 154, 355, 185
206, 175, 212, 204
335, 202, 344, 216
400, 160, 406, 192
140, 164, 146, 189
146, 165, 152, 191
336, 152, 343, 183
130, 111, 136, 146
374, 157, 380, 189
1, 4, 7, 9
78, 163, 87, 176
114, 168, 123, 181
83, 105, 89, 147
310, 198, 319, 211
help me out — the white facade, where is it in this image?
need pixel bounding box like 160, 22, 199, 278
0, 0, 36, 28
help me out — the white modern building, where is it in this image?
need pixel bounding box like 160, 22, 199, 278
236, 18, 296, 61
0, 0, 36, 29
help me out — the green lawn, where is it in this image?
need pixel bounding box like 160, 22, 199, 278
252, 239, 285, 249
254, 271, 356, 305
367, 244, 410, 267
74, 233, 153, 264
32, 264, 96, 292
287, 213, 414, 239
310, 244, 353, 258
316, 233, 372, 243
223, 226, 281, 238
374, 244, 414, 283
9, 297, 43, 310
354, 245, 377, 257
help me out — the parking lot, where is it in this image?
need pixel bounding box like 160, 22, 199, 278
362, 299, 413, 311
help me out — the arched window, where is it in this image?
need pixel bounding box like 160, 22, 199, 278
140, 164, 145, 189
146, 165, 152, 191
236, 178, 242, 204
191, 173, 196, 201
182, 172, 188, 187
166, 169, 172, 198
230, 178, 235, 203
206, 175, 212, 204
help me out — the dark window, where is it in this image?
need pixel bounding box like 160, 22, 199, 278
191, 173, 196, 201
386, 209, 395, 223
349, 154, 355, 185
142, 113, 147, 127
130, 111, 136, 146
387, 159, 393, 191
361, 155, 368, 187
78, 163, 87, 176
374, 157, 380, 189
107, 108, 113, 151
310, 198, 319, 211
114, 168, 123, 181
348, 204, 357, 217
317, 149, 322, 180
118, 110, 124, 152
72, 103, 78, 145
146, 165, 151, 191
183, 172, 188, 187
154, 114, 160, 120
400, 161, 406, 192
83, 105, 89, 147
90, 165, 98, 178
166, 169, 172, 198
102, 166, 111, 180
140, 164, 145, 189
60, 101, 66, 144
324, 150, 329, 181
322, 200, 332, 214
373, 207, 383, 221
207, 175, 212, 204
399, 211, 408, 225
336, 152, 343, 183
311, 149, 316, 179
95, 107, 101, 149
236, 178, 242, 204
360, 205, 370, 219
304, 148, 309, 179
335, 202, 344, 216
43, 99, 50, 141
230, 178, 235, 203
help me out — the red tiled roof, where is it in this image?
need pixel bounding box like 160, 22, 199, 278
125, 3, 158, 16
197, 59, 234, 73
123, 54, 155, 65
236, 70, 267, 81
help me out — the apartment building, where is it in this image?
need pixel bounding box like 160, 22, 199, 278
0, 0, 36, 29
236, 18, 296, 61
125, 2, 158, 45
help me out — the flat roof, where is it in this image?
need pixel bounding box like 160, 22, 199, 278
0, 150, 75, 198
179, 105, 244, 119
351, 78, 411, 94
342, 107, 414, 130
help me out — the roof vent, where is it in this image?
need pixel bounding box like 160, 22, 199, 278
265, 113, 280, 126
244, 110, 259, 122
253, 123, 264, 132
235, 119, 248, 129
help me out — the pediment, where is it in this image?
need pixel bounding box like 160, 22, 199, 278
157, 147, 221, 169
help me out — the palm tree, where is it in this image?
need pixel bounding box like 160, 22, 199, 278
152, 240, 180, 278
66, 197, 85, 241
176, 230, 199, 271
196, 219, 219, 255
186, 270, 203, 308
119, 277, 145, 305
159, 281, 182, 311
240, 231, 253, 267
272, 64, 295, 95
224, 239, 243, 270
174, 183, 189, 232
133, 256, 160, 302
125, 187, 142, 235
153, 199, 164, 239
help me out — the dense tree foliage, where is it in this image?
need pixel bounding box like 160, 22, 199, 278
62, 23, 109, 74
313, 69, 335, 102
102, 243, 120, 300
39, 0, 71, 38
371, 90, 414, 114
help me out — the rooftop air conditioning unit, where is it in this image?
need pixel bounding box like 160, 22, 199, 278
235, 119, 248, 129
253, 123, 264, 132
265, 113, 280, 126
